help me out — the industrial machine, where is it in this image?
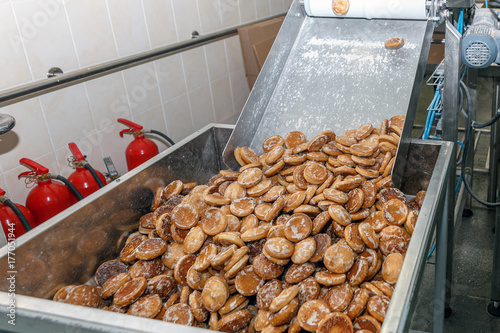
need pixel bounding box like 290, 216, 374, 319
462, 8, 500, 68
0, 0, 493, 332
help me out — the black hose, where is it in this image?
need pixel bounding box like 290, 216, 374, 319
148, 129, 175, 146
3, 199, 32, 232
460, 81, 500, 207
55, 175, 84, 201
459, 81, 500, 129
83, 163, 105, 188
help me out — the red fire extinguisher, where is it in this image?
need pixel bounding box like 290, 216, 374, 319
118, 118, 175, 171
0, 188, 36, 239
67, 142, 106, 198
18, 158, 83, 224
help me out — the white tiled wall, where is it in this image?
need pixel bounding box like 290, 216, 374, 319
0, 0, 292, 205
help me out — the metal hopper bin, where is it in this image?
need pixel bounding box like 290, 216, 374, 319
0, 124, 452, 333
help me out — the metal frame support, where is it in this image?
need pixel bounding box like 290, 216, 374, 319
442, 18, 462, 317
465, 69, 478, 211
489, 81, 500, 316
489, 201, 500, 315
488, 77, 500, 203
433, 169, 452, 332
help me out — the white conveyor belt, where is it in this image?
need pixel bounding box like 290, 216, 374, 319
304, 0, 427, 20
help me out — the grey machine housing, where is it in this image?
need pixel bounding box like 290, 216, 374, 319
462, 8, 500, 69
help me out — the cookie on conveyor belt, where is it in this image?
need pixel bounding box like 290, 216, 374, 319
332, 0, 350, 16
385, 37, 405, 49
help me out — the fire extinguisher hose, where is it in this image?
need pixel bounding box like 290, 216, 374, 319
3, 199, 32, 232
83, 163, 105, 188
54, 175, 84, 201
147, 129, 175, 146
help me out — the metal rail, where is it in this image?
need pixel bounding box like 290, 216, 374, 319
0, 13, 286, 108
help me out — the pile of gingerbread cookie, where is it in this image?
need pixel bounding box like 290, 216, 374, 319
53, 116, 425, 333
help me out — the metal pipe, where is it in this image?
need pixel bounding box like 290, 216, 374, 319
0, 13, 286, 109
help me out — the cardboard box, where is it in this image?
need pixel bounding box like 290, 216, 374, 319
238, 16, 285, 89
428, 33, 444, 65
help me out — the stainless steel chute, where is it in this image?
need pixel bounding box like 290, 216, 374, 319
222, 0, 434, 188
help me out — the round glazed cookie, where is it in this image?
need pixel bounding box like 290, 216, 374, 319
230, 198, 255, 217
307, 134, 328, 152
291, 237, 317, 264
147, 274, 176, 299
328, 204, 352, 226
344, 224, 365, 253
385, 37, 405, 49
263, 135, 284, 152
377, 188, 406, 206
297, 277, 320, 306
346, 257, 369, 287
366, 295, 391, 322
201, 276, 229, 312
171, 203, 200, 229
284, 213, 312, 242
101, 273, 131, 299
285, 262, 315, 284
224, 182, 246, 201
127, 294, 162, 318
218, 309, 252, 332
316, 312, 353, 333
189, 291, 209, 322
353, 315, 382, 333
303, 162, 328, 184
253, 253, 284, 279
358, 222, 379, 249
238, 167, 264, 188
254, 309, 271, 331
95, 260, 128, 287
310, 233, 332, 262
129, 259, 164, 280
163, 303, 194, 326
113, 277, 147, 307
235, 265, 264, 296
270, 297, 299, 326
382, 252, 404, 285
174, 255, 196, 285
257, 279, 282, 310
346, 188, 364, 214
344, 288, 369, 320
285, 131, 306, 149
383, 199, 408, 226
269, 285, 300, 313
264, 237, 294, 259
379, 226, 411, 256
324, 239, 356, 274
64, 285, 101, 308
297, 299, 331, 331
326, 283, 353, 312
315, 269, 346, 286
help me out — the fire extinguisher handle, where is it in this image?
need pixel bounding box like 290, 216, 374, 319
68, 142, 85, 162
18, 158, 49, 179
0, 188, 5, 196
117, 118, 143, 138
